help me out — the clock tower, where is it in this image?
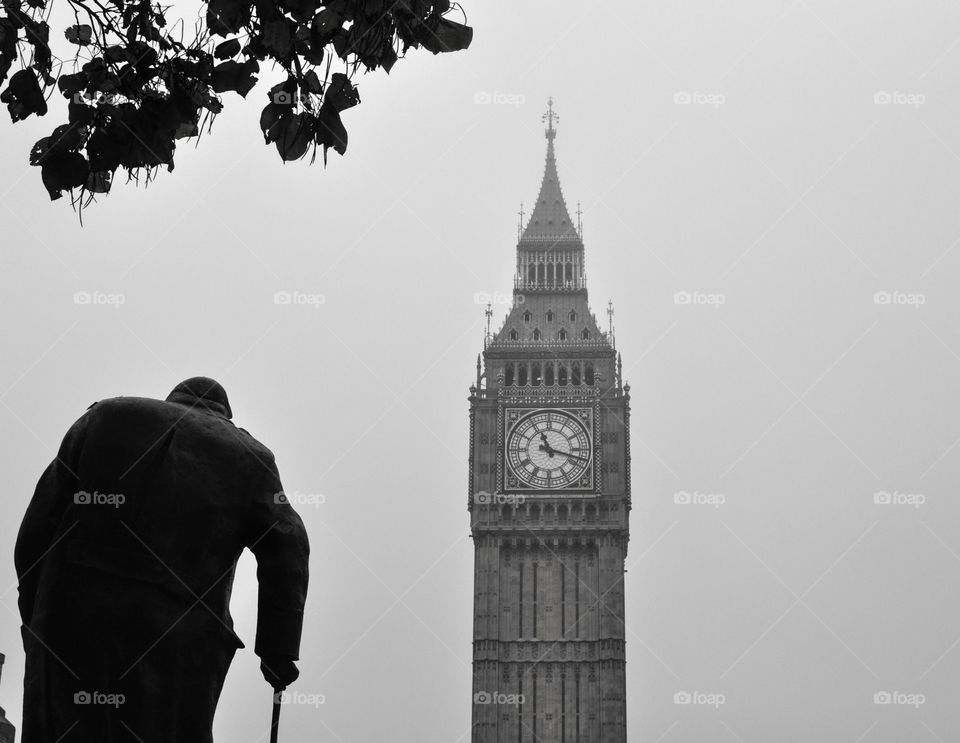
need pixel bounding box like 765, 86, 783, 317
468, 100, 631, 743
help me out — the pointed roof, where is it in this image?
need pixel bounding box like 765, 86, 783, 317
520, 98, 581, 243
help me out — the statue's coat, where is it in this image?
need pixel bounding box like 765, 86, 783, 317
15, 388, 309, 742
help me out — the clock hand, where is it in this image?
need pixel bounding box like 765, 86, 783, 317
539, 433, 555, 457
552, 450, 589, 462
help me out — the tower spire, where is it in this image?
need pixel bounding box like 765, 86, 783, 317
520, 97, 579, 243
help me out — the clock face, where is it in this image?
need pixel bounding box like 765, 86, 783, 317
505, 409, 593, 490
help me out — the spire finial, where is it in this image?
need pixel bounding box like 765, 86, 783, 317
607, 300, 616, 348
542, 97, 558, 140
484, 302, 493, 350
518, 201, 525, 240
576, 201, 583, 236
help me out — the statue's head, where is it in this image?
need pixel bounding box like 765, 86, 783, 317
165, 376, 232, 419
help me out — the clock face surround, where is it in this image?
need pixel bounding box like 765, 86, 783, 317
505, 408, 593, 490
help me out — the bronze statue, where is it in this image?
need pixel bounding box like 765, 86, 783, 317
15, 377, 309, 742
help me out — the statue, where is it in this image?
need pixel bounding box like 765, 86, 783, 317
15, 377, 310, 742
0, 653, 15, 743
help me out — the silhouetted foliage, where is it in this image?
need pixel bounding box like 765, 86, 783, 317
0, 0, 471, 207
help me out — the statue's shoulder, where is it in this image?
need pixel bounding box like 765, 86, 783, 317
235, 426, 277, 464
85, 396, 169, 418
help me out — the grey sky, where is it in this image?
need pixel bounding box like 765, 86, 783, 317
3, 1, 960, 741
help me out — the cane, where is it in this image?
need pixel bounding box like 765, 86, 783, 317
271, 687, 285, 743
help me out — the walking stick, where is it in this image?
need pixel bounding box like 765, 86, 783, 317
271, 687, 285, 743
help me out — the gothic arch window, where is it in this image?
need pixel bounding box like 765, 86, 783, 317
509, 328, 519, 341
546, 263, 555, 286
518, 364, 528, 386
565, 262, 573, 282
544, 365, 555, 386
505, 363, 515, 386
527, 265, 536, 284
558, 365, 568, 386
533, 328, 542, 341
558, 505, 568, 523
569, 310, 577, 322
571, 362, 581, 386
523, 310, 531, 323
558, 328, 567, 341
581, 328, 590, 340
531, 363, 542, 385
536, 263, 544, 285
546, 310, 554, 323
585, 363, 594, 385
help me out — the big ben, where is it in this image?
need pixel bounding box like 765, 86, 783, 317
469, 100, 630, 743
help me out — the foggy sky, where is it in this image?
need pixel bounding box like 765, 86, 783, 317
2, 1, 960, 741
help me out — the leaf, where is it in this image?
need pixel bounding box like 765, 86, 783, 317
379, 36, 397, 73
67, 98, 96, 126
214, 38, 241, 59
323, 72, 359, 112
174, 117, 199, 139
40, 151, 89, 200
310, 7, 342, 46
0, 18, 18, 85
303, 41, 324, 66
126, 41, 158, 69
206, 0, 252, 36
1, 68, 47, 121
314, 102, 346, 157
85, 169, 112, 194
280, 0, 317, 23
275, 111, 312, 161
211, 59, 259, 97
267, 77, 297, 106
24, 20, 52, 82
260, 102, 287, 142
303, 69, 322, 95
261, 19, 292, 57
64, 24, 93, 45
417, 15, 473, 54
104, 45, 128, 63
57, 72, 88, 101
30, 123, 87, 165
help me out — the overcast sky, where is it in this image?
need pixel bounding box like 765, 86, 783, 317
3, 1, 960, 741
